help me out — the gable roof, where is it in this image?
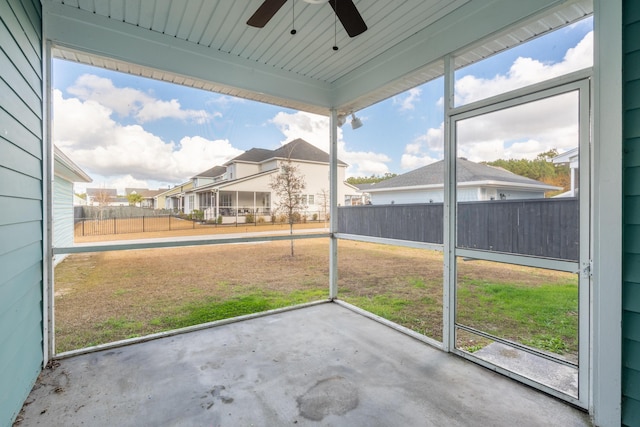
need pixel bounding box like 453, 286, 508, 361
86, 188, 117, 197
193, 165, 227, 178
368, 158, 559, 191
227, 139, 347, 166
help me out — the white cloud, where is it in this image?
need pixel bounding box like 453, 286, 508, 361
456, 31, 593, 105
393, 87, 422, 111
53, 89, 242, 185
270, 111, 392, 177
402, 31, 592, 166
67, 74, 218, 123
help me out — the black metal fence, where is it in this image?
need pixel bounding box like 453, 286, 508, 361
337, 198, 579, 261
75, 215, 196, 236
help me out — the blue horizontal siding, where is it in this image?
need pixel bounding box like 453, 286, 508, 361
0, 110, 41, 159
626, 225, 640, 254
625, 366, 640, 402
0, 196, 41, 225
623, 397, 640, 427
0, 18, 41, 96
0, 78, 41, 135
625, 21, 640, 53
625, 311, 640, 341
0, 0, 43, 424
625, 281, 640, 313
626, 167, 640, 195
626, 109, 640, 139
626, 51, 640, 82
0, 139, 41, 179
0, 167, 42, 199
0, 222, 42, 256
624, 1, 640, 425
0, 1, 41, 75
626, 196, 640, 225
624, 137, 640, 168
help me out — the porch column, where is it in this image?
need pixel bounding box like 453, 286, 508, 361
235, 191, 239, 222
253, 192, 256, 215
215, 191, 219, 219
329, 109, 338, 299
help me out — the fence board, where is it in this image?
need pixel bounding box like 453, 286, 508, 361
338, 198, 579, 261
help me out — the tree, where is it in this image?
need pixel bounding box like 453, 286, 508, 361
127, 192, 144, 207
92, 189, 114, 220
484, 149, 571, 197
270, 158, 306, 256
346, 172, 397, 186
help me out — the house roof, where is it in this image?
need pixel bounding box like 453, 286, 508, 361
193, 165, 227, 178
86, 188, 117, 197
367, 158, 559, 192
126, 188, 169, 198
53, 145, 92, 183
227, 139, 347, 166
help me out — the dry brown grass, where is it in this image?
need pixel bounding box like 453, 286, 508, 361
54, 233, 578, 359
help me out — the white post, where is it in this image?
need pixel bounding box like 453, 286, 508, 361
329, 109, 339, 299
442, 54, 456, 352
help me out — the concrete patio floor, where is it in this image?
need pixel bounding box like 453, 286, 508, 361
17, 302, 591, 426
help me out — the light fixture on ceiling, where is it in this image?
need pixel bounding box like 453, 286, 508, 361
350, 113, 363, 130
337, 114, 347, 127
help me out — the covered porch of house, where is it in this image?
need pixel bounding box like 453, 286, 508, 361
196, 190, 272, 222
17, 302, 590, 426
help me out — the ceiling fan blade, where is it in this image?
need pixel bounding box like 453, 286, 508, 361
328, 0, 367, 38
247, 0, 288, 28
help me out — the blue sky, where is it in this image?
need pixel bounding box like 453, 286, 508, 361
52, 17, 592, 193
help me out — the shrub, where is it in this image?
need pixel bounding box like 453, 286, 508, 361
192, 209, 204, 221
271, 215, 276, 224
245, 213, 255, 224
217, 215, 223, 224
312, 213, 318, 221
257, 217, 266, 224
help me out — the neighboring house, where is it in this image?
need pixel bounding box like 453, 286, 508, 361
183, 139, 355, 221
346, 183, 374, 205
53, 146, 92, 265
154, 181, 195, 212
125, 188, 169, 208
551, 147, 579, 197
86, 188, 128, 206
367, 158, 561, 205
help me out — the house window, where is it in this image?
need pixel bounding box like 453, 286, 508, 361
220, 194, 232, 207
308, 195, 314, 205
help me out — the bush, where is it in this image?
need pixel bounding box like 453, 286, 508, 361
277, 214, 288, 223
257, 217, 266, 224
271, 215, 276, 224
217, 215, 223, 224
192, 209, 204, 221
245, 213, 255, 224
312, 213, 318, 221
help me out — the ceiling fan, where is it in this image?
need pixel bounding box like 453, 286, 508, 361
247, 0, 368, 38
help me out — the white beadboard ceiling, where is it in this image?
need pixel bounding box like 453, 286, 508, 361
46, 0, 592, 116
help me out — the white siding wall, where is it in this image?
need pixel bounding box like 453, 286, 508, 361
0, 0, 44, 424
52, 177, 73, 265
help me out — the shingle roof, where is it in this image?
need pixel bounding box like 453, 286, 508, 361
227, 139, 347, 166
368, 158, 556, 190
86, 188, 117, 197
193, 165, 227, 178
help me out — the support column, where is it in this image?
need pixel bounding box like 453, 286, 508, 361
329, 109, 339, 299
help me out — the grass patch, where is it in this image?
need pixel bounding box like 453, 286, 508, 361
457, 280, 578, 356
156, 289, 327, 330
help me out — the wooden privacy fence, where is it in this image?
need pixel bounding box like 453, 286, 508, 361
337, 198, 579, 261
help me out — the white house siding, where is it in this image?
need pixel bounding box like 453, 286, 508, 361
0, 0, 44, 424
53, 178, 73, 265
371, 187, 478, 205
494, 188, 545, 200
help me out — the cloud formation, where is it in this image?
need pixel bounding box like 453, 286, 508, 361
402, 31, 593, 167
270, 111, 391, 177
67, 74, 218, 124
53, 89, 242, 189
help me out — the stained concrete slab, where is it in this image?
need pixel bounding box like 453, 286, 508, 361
473, 341, 578, 397
17, 303, 591, 426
